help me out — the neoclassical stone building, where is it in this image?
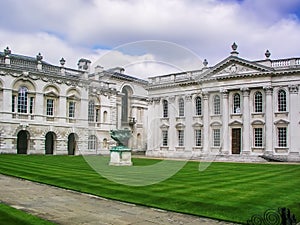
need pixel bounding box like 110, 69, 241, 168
146, 43, 300, 161
0, 47, 148, 155
0, 43, 299, 161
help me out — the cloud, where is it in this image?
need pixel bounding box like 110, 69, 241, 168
0, 0, 299, 77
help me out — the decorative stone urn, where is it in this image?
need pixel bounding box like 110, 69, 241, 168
109, 129, 132, 166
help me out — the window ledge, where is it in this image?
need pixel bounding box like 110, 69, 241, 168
175, 147, 185, 151
160, 146, 169, 151
192, 146, 202, 151
275, 112, 289, 116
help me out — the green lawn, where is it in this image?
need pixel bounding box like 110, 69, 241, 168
0, 155, 299, 224
0, 202, 56, 225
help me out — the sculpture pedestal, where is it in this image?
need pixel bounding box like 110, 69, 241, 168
109, 146, 132, 166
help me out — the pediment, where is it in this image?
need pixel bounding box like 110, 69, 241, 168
160, 124, 169, 129
206, 56, 272, 79
44, 91, 59, 97
251, 119, 265, 125
175, 123, 185, 129
229, 120, 243, 126
274, 119, 289, 125
192, 122, 203, 128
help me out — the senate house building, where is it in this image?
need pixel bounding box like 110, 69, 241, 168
0, 43, 300, 161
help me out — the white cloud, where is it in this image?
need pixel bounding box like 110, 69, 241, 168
0, 0, 299, 77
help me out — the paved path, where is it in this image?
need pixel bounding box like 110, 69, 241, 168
0, 174, 237, 225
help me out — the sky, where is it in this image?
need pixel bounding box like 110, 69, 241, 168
0, 0, 300, 78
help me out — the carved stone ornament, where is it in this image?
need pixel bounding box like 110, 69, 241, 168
168, 96, 176, 102
153, 97, 161, 104
263, 86, 273, 95
288, 85, 298, 94
185, 94, 192, 101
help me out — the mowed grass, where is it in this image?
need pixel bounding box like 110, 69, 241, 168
0, 202, 56, 225
0, 155, 299, 224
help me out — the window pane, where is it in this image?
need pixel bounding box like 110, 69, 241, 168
195, 97, 202, 116
278, 90, 286, 112
233, 93, 240, 113
178, 130, 184, 146
254, 91, 263, 113
278, 127, 287, 147
162, 130, 168, 146
88, 135, 97, 150
163, 100, 168, 118
69, 101, 76, 118
88, 100, 95, 122
195, 129, 202, 146
29, 97, 34, 114
214, 95, 220, 115
254, 128, 263, 147
18, 87, 28, 113
179, 98, 184, 116
213, 129, 220, 147
46, 99, 54, 116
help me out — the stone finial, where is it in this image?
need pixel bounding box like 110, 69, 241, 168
4, 46, 11, 56
203, 59, 208, 67
265, 50, 271, 59
231, 42, 239, 56
60, 57, 66, 66
36, 52, 43, 61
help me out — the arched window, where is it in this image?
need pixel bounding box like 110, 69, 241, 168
88, 135, 97, 150
162, 100, 168, 118
254, 91, 263, 113
18, 86, 28, 113
178, 98, 184, 117
195, 97, 202, 116
103, 111, 108, 123
233, 93, 241, 113
278, 90, 286, 112
88, 100, 95, 122
213, 95, 221, 115
121, 86, 133, 123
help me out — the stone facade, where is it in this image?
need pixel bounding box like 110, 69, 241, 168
1, 44, 300, 161
146, 44, 300, 161
0, 47, 148, 155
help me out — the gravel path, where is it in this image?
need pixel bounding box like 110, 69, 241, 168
0, 174, 238, 225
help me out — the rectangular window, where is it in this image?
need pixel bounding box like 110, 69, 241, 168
213, 129, 221, 147
162, 130, 168, 146
69, 101, 76, 118
12, 95, 16, 112
195, 129, 202, 146
278, 127, 287, 147
46, 99, 54, 116
178, 130, 184, 146
29, 97, 34, 114
254, 128, 263, 147
95, 109, 100, 122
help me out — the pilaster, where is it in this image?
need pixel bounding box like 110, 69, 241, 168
288, 85, 299, 154
202, 92, 209, 153
241, 87, 250, 154
221, 89, 229, 154
264, 86, 273, 154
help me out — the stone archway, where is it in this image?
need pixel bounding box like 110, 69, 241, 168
45, 132, 56, 155
68, 133, 77, 155
17, 130, 30, 154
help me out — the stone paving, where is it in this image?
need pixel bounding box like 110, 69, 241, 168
0, 174, 238, 225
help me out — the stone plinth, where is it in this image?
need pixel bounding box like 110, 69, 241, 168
109, 146, 132, 166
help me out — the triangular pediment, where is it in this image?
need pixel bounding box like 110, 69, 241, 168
205, 56, 272, 79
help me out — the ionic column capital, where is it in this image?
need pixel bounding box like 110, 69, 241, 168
289, 85, 299, 94
263, 86, 273, 95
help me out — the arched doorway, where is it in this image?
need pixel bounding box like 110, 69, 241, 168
17, 130, 30, 154
68, 133, 77, 155
45, 132, 56, 155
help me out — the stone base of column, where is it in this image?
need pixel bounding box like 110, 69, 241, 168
241, 150, 251, 155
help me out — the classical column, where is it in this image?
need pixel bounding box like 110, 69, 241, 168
264, 86, 273, 154
202, 92, 209, 153
241, 87, 250, 154
185, 94, 193, 152
168, 96, 176, 152
221, 89, 229, 154
153, 97, 161, 151
288, 85, 299, 155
